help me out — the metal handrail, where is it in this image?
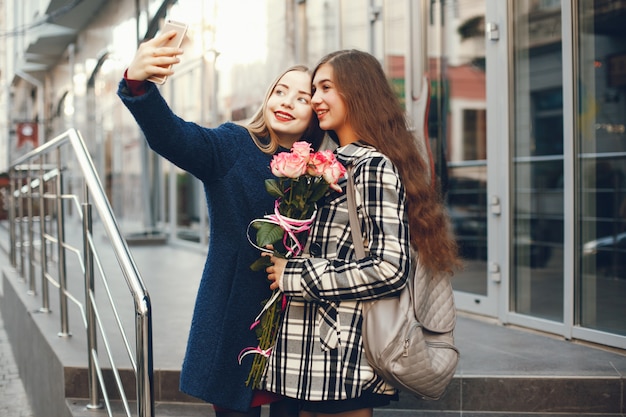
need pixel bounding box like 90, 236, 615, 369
8, 128, 153, 417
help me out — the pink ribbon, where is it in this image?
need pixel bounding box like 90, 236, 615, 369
238, 346, 273, 364
264, 200, 315, 256
251, 290, 282, 326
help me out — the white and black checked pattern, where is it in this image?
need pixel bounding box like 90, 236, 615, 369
263, 142, 411, 401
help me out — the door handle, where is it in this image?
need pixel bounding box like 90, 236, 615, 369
490, 195, 501, 215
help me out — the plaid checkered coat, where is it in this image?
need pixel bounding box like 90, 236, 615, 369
263, 142, 412, 401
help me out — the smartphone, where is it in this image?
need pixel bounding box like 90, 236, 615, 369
147, 20, 188, 85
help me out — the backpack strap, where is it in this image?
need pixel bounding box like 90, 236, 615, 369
346, 165, 366, 259
347, 165, 456, 333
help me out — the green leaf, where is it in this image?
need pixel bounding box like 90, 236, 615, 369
265, 179, 284, 198
256, 223, 284, 247
292, 177, 308, 196
309, 181, 330, 203
250, 256, 273, 271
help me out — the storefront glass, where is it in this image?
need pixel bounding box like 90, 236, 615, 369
164, 64, 206, 243
382, 0, 407, 109
432, 1, 488, 296
511, 1, 564, 321
577, 0, 626, 335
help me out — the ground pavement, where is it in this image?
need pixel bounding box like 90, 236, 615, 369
0, 306, 35, 417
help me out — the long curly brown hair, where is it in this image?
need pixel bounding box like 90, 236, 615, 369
313, 50, 461, 274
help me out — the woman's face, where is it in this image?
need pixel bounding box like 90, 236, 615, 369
311, 63, 353, 145
265, 70, 314, 147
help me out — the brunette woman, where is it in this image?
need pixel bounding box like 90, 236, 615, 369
263, 49, 460, 417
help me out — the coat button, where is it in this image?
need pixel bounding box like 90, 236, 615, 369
309, 242, 322, 256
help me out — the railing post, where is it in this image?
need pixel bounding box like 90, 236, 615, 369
136, 298, 154, 417
27, 162, 36, 295
49, 169, 58, 265
82, 200, 101, 409
18, 170, 25, 279
39, 157, 50, 313
56, 149, 71, 337
9, 167, 17, 267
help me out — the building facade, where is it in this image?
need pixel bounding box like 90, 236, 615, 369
1, 0, 625, 350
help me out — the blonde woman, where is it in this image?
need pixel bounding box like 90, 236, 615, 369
118, 30, 330, 417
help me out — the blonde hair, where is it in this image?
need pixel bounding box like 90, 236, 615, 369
244, 65, 324, 154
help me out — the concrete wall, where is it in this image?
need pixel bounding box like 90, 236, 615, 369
1, 266, 72, 417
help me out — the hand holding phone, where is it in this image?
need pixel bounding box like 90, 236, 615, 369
147, 20, 188, 85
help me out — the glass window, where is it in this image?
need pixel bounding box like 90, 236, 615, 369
162, 65, 206, 244
462, 109, 486, 161
511, 1, 564, 321
436, 0, 488, 296
383, 0, 407, 108
577, 0, 626, 335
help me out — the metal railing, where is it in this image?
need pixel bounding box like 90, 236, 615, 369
8, 129, 153, 417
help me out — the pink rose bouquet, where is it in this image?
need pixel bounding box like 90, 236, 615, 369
239, 141, 346, 388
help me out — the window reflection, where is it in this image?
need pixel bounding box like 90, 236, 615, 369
578, 0, 626, 335
429, 0, 488, 296
512, 1, 564, 321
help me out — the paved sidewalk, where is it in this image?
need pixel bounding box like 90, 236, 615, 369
0, 308, 35, 417
0, 220, 34, 417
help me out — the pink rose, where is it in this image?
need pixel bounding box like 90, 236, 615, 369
307, 150, 334, 176
271, 152, 308, 178
291, 141, 313, 159
322, 160, 347, 192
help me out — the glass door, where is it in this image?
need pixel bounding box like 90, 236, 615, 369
575, 0, 626, 345
427, 0, 500, 316
508, 0, 626, 349
510, 0, 565, 325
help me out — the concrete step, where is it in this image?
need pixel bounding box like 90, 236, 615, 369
63, 369, 625, 416
67, 399, 212, 417
66, 398, 621, 417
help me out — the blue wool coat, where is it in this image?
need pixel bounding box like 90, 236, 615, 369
117, 80, 280, 411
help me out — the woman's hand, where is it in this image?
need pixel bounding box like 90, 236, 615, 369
263, 252, 288, 291
127, 30, 184, 81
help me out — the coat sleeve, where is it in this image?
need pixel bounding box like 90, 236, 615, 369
117, 79, 242, 183
282, 155, 411, 302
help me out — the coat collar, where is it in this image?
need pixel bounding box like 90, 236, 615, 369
335, 141, 378, 167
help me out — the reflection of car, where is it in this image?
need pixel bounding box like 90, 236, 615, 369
582, 232, 626, 278
446, 177, 488, 261
448, 206, 488, 260
446, 176, 554, 267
